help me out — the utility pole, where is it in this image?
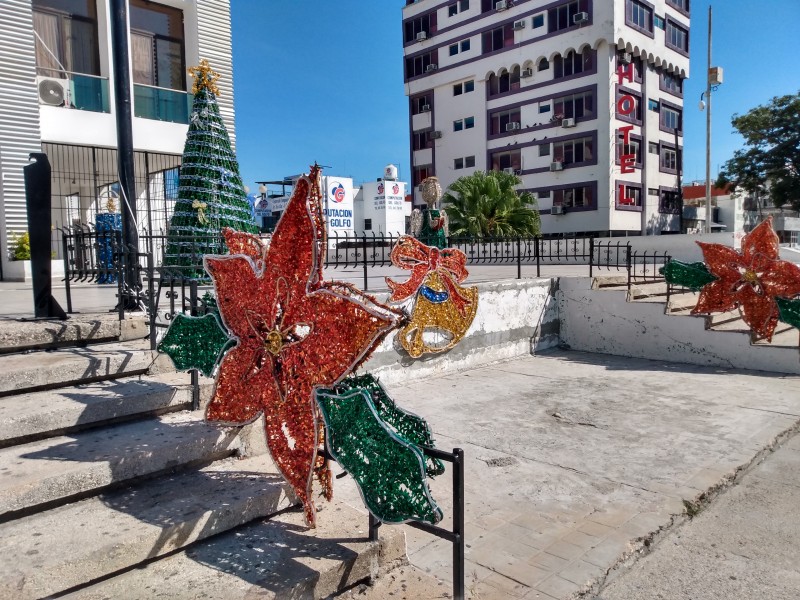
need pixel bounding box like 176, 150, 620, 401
704, 5, 713, 234
110, 0, 141, 309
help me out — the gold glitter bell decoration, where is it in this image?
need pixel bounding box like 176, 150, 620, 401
398, 271, 479, 358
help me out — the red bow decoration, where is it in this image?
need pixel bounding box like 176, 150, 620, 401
387, 236, 473, 316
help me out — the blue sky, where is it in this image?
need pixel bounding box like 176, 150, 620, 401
230, 1, 799, 191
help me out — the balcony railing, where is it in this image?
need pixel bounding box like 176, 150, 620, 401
133, 84, 191, 124
36, 70, 110, 113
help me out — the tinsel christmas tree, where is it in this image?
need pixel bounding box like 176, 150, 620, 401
162, 60, 258, 279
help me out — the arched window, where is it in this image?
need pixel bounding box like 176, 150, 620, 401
538, 58, 549, 71
488, 72, 500, 96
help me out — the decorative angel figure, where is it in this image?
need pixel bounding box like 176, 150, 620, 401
411, 176, 448, 249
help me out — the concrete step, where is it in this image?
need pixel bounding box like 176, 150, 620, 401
753, 325, 800, 347
0, 455, 298, 599
0, 410, 242, 519
592, 275, 628, 289
0, 372, 215, 448
0, 340, 157, 396
666, 290, 701, 312
61, 495, 407, 600
333, 564, 451, 599
627, 281, 668, 301
0, 313, 149, 354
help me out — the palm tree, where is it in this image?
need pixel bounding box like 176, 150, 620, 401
442, 170, 541, 238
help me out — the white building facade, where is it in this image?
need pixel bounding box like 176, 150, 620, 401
263, 166, 412, 240
402, 0, 690, 237
0, 0, 236, 274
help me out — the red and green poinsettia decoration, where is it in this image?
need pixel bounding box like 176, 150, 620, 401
662, 217, 800, 341
202, 166, 403, 526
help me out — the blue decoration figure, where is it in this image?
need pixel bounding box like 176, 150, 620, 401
95, 212, 121, 284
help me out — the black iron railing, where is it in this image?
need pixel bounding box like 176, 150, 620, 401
59, 230, 663, 342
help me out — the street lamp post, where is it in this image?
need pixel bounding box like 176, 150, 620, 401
704, 6, 713, 234
698, 6, 722, 235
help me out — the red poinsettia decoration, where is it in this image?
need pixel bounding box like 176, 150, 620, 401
204, 166, 402, 526
693, 217, 800, 341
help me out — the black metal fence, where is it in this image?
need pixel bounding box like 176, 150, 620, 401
59, 230, 670, 345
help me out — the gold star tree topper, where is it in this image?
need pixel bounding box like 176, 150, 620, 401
188, 59, 221, 96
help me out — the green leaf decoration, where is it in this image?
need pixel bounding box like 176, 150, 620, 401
315, 384, 443, 525
776, 297, 800, 330
157, 313, 234, 377
660, 260, 718, 291
329, 374, 444, 477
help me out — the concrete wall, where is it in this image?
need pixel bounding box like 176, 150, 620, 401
557, 276, 800, 375
364, 278, 560, 385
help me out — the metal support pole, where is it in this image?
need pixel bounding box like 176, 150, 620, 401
362, 235, 369, 291
61, 233, 73, 313
110, 0, 142, 309
704, 6, 713, 234
453, 447, 465, 600
368, 513, 380, 542
516, 238, 521, 279
589, 237, 595, 278
626, 245, 633, 292
536, 237, 541, 278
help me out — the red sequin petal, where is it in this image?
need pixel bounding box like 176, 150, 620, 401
742, 217, 780, 267
692, 279, 738, 314
206, 344, 275, 424
759, 260, 800, 299
697, 242, 743, 283
737, 285, 780, 341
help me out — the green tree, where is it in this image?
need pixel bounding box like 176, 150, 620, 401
716, 92, 800, 210
163, 61, 258, 279
442, 170, 541, 238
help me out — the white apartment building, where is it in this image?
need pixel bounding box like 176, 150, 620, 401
402, 0, 690, 237
0, 0, 237, 275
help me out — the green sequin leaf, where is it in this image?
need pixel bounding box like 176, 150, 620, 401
659, 260, 717, 291
316, 386, 443, 525
329, 374, 444, 477
157, 313, 234, 377
776, 297, 800, 330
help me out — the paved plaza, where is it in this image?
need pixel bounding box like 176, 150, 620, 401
331, 350, 800, 599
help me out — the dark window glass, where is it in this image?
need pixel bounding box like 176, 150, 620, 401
548, 0, 589, 32
33, 0, 100, 76
533, 14, 544, 28
403, 12, 437, 43
465, 155, 476, 168
130, 0, 185, 90
666, 21, 688, 51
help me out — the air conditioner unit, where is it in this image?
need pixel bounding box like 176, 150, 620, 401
619, 52, 632, 64
416, 31, 428, 42
503, 167, 515, 174
426, 63, 438, 72
550, 161, 564, 171
521, 68, 534, 78
505, 122, 521, 132
513, 20, 526, 30
495, 0, 508, 11
420, 104, 431, 112
37, 76, 69, 107
430, 130, 443, 139
551, 205, 564, 215
561, 118, 576, 128
573, 11, 589, 25
514, 169, 523, 176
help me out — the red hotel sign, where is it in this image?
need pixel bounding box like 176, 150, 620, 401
617, 62, 636, 205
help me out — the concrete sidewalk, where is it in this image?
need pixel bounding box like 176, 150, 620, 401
332, 350, 800, 599
596, 435, 800, 600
